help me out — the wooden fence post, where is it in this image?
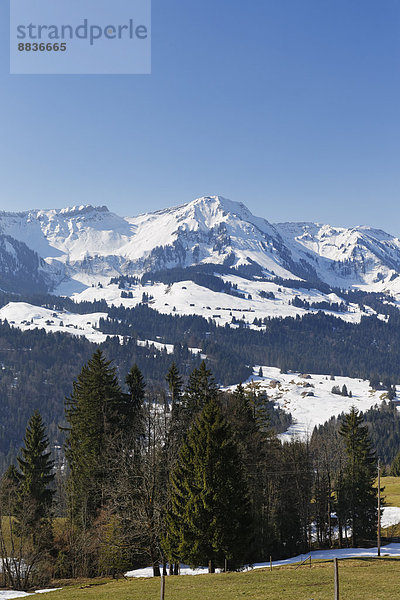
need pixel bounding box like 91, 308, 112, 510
378, 458, 381, 557
160, 574, 165, 600
333, 558, 339, 600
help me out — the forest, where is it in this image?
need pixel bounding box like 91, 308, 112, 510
0, 352, 383, 591
3, 284, 400, 472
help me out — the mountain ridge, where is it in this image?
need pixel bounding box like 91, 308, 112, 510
1, 196, 400, 298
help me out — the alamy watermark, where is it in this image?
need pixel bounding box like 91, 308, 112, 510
10, 0, 151, 75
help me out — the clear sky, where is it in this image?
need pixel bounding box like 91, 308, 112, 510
1, 0, 400, 233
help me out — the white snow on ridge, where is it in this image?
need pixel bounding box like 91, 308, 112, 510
0, 302, 109, 344
236, 366, 392, 439
137, 339, 202, 357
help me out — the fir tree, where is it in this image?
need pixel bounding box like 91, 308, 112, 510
164, 398, 251, 572
338, 407, 378, 546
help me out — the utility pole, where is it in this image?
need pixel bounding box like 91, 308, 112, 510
377, 458, 381, 557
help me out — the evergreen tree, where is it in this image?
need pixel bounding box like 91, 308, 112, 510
164, 399, 251, 572
125, 364, 146, 411
16, 410, 54, 530
338, 407, 378, 545
244, 381, 270, 431
165, 362, 183, 408
165, 362, 184, 463
0, 464, 19, 509
122, 363, 146, 441
64, 349, 124, 530
390, 450, 400, 476
182, 362, 219, 430
226, 384, 281, 560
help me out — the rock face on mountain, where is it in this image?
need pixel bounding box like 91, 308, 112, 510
1, 196, 400, 296
0, 234, 55, 294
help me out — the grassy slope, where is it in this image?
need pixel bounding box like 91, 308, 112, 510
40, 559, 400, 600
379, 476, 400, 507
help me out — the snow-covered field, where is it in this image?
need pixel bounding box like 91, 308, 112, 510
0, 590, 60, 599
126, 535, 400, 578
0, 275, 372, 347
236, 366, 393, 439
70, 279, 371, 328
382, 507, 400, 529
0, 302, 109, 344
0, 302, 205, 359
260, 541, 400, 568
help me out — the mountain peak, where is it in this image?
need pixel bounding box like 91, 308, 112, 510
58, 205, 109, 217
189, 195, 253, 218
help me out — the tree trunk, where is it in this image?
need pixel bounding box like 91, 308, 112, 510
153, 564, 161, 577
208, 559, 215, 573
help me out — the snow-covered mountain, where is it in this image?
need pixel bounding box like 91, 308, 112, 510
2, 196, 400, 297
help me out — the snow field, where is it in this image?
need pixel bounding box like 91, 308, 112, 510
0, 303, 109, 344
126, 536, 400, 578
235, 366, 393, 440
70, 278, 370, 329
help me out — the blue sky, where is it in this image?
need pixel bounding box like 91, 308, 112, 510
1, 0, 400, 233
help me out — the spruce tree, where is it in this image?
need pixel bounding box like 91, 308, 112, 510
122, 363, 146, 441
183, 361, 219, 419
0, 464, 19, 509
390, 450, 400, 476
64, 349, 124, 529
165, 362, 183, 408
164, 398, 251, 572
125, 364, 146, 411
338, 407, 378, 546
16, 410, 54, 530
